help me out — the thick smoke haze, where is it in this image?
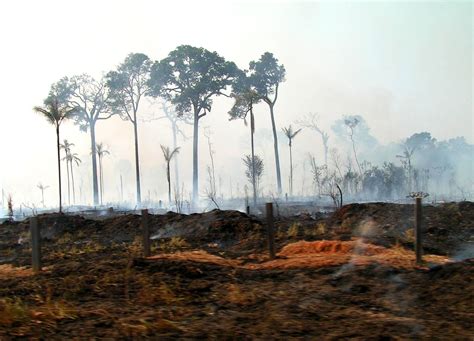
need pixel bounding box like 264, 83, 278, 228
0, 0, 472, 209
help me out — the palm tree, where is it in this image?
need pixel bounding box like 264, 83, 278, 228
282, 125, 302, 197
60, 139, 74, 205
95, 143, 110, 205
34, 96, 76, 213
68, 152, 82, 204
37, 183, 50, 207
229, 81, 261, 207
160, 145, 180, 205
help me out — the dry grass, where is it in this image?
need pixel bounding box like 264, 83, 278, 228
145, 239, 449, 271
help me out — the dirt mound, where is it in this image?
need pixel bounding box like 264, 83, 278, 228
279, 240, 385, 256
150, 209, 261, 242
141, 239, 448, 271
327, 201, 474, 255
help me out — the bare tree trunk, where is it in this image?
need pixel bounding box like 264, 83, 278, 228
167, 162, 171, 204
66, 159, 71, 206
269, 104, 282, 195
192, 112, 199, 206
99, 156, 103, 205
350, 131, 362, 175
56, 126, 63, 213
90, 123, 99, 206
70, 161, 76, 204
323, 137, 329, 167
133, 115, 142, 205
289, 142, 293, 196
250, 109, 257, 207
171, 121, 180, 189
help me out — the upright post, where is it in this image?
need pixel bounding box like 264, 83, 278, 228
246, 205, 250, 215
141, 209, 150, 257
265, 203, 276, 259
30, 216, 42, 273
414, 197, 423, 264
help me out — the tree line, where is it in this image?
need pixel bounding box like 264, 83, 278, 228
34, 45, 286, 211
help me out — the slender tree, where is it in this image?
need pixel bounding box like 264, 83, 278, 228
68, 152, 81, 204
249, 52, 286, 195
297, 113, 329, 166
344, 116, 362, 175
107, 53, 152, 205
60, 139, 75, 205
34, 95, 76, 213
282, 125, 302, 197
229, 71, 261, 207
148, 45, 238, 205
51, 74, 114, 206
243, 154, 264, 196
160, 145, 180, 205
37, 183, 49, 207
145, 102, 191, 187
95, 143, 110, 205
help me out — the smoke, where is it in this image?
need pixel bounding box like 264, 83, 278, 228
451, 242, 474, 261
332, 218, 378, 278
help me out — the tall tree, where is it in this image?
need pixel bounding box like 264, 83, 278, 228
148, 45, 238, 206
160, 145, 180, 205
229, 71, 261, 207
344, 116, 362, 175
95, 143, 110, 205
51, 74, 114, 206
60, 139, 74, 205
34, 95, 76, 213
145, 102, 191, 188
249, 52, 286, 195
106, 53, 152, 205
68, 152, 81, 204
282, 125, 302, 197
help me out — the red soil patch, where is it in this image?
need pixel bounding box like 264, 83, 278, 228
0, 265, 35, 280
146, 240, 449, 271
279, 240, 386, 256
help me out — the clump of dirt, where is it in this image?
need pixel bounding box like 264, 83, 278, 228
279, 240, 385, 256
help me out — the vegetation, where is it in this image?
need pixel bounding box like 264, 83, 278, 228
28, 46, 472, 210
33, 95, 76, 212
51, 74, 114, 205
106, 53, 152, 205
248, 53, 286, 195
282, 125, 302, 197
95, 143, 110, 205
148, 45, 238, 206
160, 145, 180, 205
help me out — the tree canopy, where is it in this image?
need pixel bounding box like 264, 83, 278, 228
148, 45, 239, 117
51, 74, 113, 132
249, 52, 286, 106
106, 53, 152, 122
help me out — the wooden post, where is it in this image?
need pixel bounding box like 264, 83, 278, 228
141, 209, 150, 257
265, 203, 276, 259
30, 216, 41, 273
414, 197, 423, 264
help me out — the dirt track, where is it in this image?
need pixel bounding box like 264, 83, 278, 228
0, 202, 473, 339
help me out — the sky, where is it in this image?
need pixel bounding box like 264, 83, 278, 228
0, 0, 472, 208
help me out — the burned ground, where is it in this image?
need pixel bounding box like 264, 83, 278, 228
0, 202, 473, 339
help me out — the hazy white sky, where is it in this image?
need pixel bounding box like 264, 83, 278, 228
0, 0, 472, 206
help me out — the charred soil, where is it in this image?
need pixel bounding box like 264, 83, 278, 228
0, 203, 473, 339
